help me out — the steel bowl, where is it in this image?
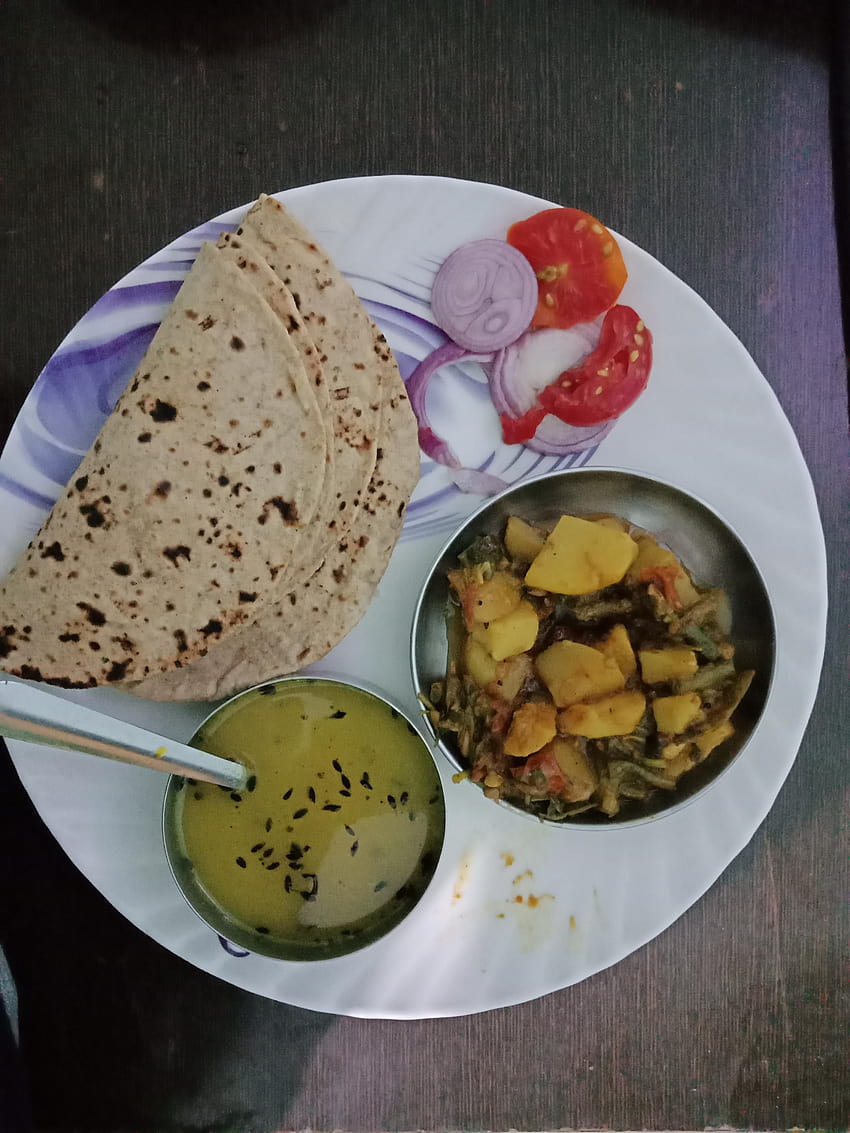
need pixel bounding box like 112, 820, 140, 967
410, 468, 776, 827
162, 675, 446, 960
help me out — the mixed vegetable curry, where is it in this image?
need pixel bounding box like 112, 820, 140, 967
426, 512, 754, 820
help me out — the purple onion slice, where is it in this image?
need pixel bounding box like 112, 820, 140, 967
431, 239, 537, 353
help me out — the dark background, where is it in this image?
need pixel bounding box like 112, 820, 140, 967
1, 0, 849, 1130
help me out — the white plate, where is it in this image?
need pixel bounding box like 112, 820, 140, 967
0, 175, 826, 1019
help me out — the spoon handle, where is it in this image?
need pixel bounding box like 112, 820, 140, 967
0, 679, 246, 789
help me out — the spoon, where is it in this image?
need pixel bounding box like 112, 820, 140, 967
0, 678, 246, 789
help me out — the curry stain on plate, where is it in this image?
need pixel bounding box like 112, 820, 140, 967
508, 890, 556, 953
451, 853, 473, 904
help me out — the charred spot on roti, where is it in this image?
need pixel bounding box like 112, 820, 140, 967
200, 619, 223, 637
41, 542, 65, 562
111, 562, 131, 576
138, 432, 152, 443
197, 380, 211, 391
150, 400, 177, 423
258, 497, 299, 526
78, 503, 107, 529
58, 632, 80, 643
218, 475, 230, 486
174, 629, 188, 653
199, 315, 216, 331
77, 603, 106, 627
230, 336, 245, 352
88, 641, 100, 651
154, 481, 171, 498
74, 475, 89, 492
106, 661, 129, 682
163, 545, 191, 567
238, 591, 257, 603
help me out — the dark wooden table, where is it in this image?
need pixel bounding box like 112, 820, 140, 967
2, 1, 848, 1129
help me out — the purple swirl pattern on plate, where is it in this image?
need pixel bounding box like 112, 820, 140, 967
0, 221, 610, 542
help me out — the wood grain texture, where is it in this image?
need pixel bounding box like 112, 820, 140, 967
1, 0, 848, 1129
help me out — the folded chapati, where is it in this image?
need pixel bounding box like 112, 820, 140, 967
130, 196, 419, 701
0, 241, 328, 686
0, 196, 420, 700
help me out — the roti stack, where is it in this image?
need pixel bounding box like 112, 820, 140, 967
0, 195, 419, 700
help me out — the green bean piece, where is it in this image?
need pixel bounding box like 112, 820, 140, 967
683, 624, 721, 661
674, 659, 736, 693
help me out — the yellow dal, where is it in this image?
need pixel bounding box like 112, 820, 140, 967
175, 681, 444, 953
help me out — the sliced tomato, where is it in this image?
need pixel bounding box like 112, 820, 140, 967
488, 698, 513, 737
638, 565, 684, 610
500, 406, 546, 446
506, 207, 627, 329
512, 743, 567, 796
499, 306, 652, 443
538, 305, 652, 427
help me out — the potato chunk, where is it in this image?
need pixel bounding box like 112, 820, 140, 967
595, 623, 637, 679
524, 514, 638, 595
488, 653, 534, 702
536, 639, 625, 707
504, 701, 558, 758
664, 749, 697, 780
504, 516, 546, 562
468, 573, 522, 624
481, 599, 539, 662
638, 647, 698, 683
558, 691, 646, 738
694, 719, 734, 758
550, 737, 599, 802
464, 637, 499, 688
652, 692, 702, 734
663, 719, 734, 782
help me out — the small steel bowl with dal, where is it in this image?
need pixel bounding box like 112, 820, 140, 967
162, 675, 446, 960
410, 468, 775, 828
